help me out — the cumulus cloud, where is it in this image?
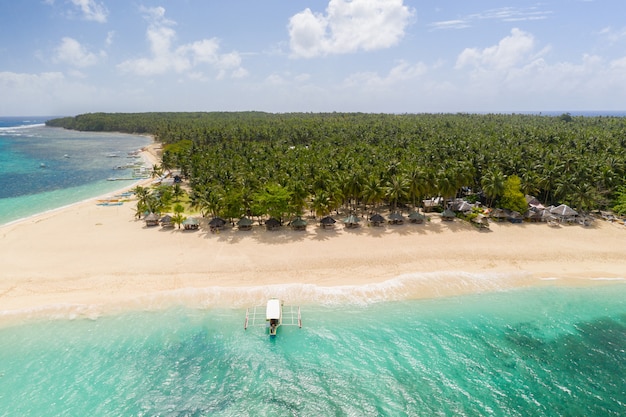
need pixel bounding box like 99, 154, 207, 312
118, 7, 246, 79
288, 0, 414, 58
455, 28, 541, 71
54, 37, 105, 67
70, 0, 108, 23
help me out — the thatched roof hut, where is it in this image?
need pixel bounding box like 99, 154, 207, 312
145, 212, 160, 227
369, 213, 385, 226
265, 217, 281, 231
550, 204, 578, 222
441, 209, 456, 221
388, 212, 405, 225
489, 208, 507, 222
343, 214, 360, 228
183, 217, 199, 230
290, 217, 308, 231
408, 211, 426, 224
160, 214, 174, 228
320, 216, 336, 229
472, 214, 489, 229
209, 217, 226, 229
450, 200, 473, 213
237, 217, 254, 231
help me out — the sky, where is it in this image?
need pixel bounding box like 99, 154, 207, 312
1, 0, 625, 116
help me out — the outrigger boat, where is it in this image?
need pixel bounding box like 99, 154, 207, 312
244, 299, 301, 336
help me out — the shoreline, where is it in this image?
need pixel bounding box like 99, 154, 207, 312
0, 141, 160, 229
1, 192, 624, 326
1, 138, 625, 326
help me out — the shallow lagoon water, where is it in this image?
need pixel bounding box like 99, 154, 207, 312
0, 285, 624, 416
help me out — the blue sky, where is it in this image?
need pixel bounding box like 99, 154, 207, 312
1, 0, 625, 116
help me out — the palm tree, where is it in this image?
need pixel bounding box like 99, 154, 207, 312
481, 167, 506, 207
385, 174, 409, 211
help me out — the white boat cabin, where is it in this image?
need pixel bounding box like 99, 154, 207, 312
245, 299, 301, 336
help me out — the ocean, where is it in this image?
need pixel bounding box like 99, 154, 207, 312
0, 284, 624, 416
0, 117, 152, 226
1, 116, 625, 416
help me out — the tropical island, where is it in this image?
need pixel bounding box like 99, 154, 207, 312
3, 111, 626, 319
47, 112, 626, 223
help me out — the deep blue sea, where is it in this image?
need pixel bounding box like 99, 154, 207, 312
0, 284, 624, 416
1, 115, 625, 416
0, 116, 152, 226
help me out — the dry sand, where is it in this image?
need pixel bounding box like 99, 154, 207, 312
1, 145, 624, 320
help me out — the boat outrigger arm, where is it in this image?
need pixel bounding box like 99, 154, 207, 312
244, 299, 302, 336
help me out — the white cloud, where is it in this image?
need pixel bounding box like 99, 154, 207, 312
118, 7, 246, 79
288, 0, 414, 58
344, 60, 427, 87
54, 37, 105, 67
430, 6, 551, 30
70, 0, 108, 23
456, 28, 539, 71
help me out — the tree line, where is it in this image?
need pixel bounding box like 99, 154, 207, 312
47, 112, 626, 219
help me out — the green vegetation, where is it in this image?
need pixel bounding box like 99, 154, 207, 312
48, 112, 626, 218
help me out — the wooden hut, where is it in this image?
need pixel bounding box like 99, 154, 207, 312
183, 217, 199, 230
236, 217, 254, 231
388, 212, 405, 225
472, 214, 489, 229
441, 209, 456, 221
145, 212, 160, 227
320, 216, 336, 229
290, 217, 308, 231
408, 211, 426, 224
343, 214, 360, 228
160, 214, 174, 228
265, 217, 281, 231
209, 217, 226, 232
369, 213, 385, 227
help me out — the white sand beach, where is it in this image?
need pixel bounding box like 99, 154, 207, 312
1, 144, 625, 320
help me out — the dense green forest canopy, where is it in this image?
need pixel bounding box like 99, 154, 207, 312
47, 112, 626, 217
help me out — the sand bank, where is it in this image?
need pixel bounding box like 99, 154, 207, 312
1, 174, 625, 322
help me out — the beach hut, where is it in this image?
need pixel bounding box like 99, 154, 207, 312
507, 211, 524, 223
319, 216, 336, 229
209, 216, 226, 232
237, 217, 254, 231
388, 212, 405, 225
265, 217, 281, 231
489, 208, 507, 222
550, 204, 578, 223
343, 214, 361, 228
289, 217, 308, 231
369, 213, 385, 227
441, 209, 456, 221
450, 200, 473, 213
183, 217, 199, 230
472, 214, 489, 229
160, 214, 174, 228
145, 212, 160, 227
422, 197, 442, 212
408, 211, 426, 224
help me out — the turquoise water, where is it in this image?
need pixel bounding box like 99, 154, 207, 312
0, 285, 624, 416
0, 117, 152, 225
